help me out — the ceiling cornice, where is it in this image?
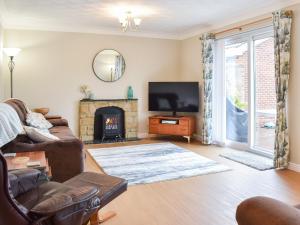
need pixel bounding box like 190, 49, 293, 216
2, 22, 181, 40
1, 0, 300, 41
178, 0, 300, 40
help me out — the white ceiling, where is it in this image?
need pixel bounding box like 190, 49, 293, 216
0, 0, 299, 39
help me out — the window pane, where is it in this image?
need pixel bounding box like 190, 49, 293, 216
225, 42, 248, 143
254, 37, 276, 151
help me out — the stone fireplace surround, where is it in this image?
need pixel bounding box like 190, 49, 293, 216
79, 99, 138, 142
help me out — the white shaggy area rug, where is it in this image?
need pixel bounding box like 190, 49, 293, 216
88, 142, 230, 185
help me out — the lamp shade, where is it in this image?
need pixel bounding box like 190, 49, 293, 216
3, 48, 21, 57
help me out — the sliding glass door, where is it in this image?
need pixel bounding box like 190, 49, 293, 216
224, 40, 249, 145
214, 27, 275, 155
253, 36, 276, 153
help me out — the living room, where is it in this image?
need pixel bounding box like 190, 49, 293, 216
0, 0, 300, 225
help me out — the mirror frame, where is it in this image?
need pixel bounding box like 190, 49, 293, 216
92, 49, 126, 82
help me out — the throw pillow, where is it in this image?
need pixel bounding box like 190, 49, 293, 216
24, 126, 59, 142
26, 112, 53, 129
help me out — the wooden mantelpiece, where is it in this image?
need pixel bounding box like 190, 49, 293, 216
80, 98, 138, 102
149, 115, 196, 143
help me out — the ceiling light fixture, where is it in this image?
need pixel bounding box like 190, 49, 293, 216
118, 11, 142, 32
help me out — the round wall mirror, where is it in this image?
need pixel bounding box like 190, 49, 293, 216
92, 49, 126, 82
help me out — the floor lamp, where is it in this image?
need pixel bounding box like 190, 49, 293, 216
3, 48, 21, 98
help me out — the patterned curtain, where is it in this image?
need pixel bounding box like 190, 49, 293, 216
273, 10, 292, 168
201, 33, 215, 144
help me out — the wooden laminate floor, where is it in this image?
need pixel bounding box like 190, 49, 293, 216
85, 138, 300, 225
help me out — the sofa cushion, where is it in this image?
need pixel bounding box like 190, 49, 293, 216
24, 126, 59, 142
26, 112, 53, 129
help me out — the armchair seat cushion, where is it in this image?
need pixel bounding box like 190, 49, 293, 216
30, 185, 99, 216
64, 172, 128, 208
16, 181, 73, 210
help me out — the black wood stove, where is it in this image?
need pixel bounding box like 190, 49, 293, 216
94, 106, 125, 142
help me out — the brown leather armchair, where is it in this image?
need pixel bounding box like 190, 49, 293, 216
236, 196, 300, 225
0, 151, 101, 225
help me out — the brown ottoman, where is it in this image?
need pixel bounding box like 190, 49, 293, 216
64, 172, 128, 209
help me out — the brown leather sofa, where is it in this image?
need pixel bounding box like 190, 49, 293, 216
236, 196, 300, 225
1, 99, 84, 182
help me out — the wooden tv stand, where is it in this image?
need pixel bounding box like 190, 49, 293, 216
149, 115, 196, 143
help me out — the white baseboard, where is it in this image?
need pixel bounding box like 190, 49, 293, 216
288, 162, 300, 172
193, 134, 202, 142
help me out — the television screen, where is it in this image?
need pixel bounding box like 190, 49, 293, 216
148, 82, 199, 113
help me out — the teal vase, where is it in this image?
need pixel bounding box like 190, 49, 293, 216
127, 86, 133, 99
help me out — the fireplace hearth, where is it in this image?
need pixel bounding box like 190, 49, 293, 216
94, 106, 125, 142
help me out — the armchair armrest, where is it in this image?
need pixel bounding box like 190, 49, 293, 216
8, 169, 42, 198
236, 196, 300, 225
30, 186, 100, 216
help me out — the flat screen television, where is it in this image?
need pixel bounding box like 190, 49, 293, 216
148, 82, 199, 115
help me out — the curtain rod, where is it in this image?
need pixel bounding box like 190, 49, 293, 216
199, 16, 272, 39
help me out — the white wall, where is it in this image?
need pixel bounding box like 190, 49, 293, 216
3, 30, 181, 135
287, 3, 300, 166
180, 37, 203, 137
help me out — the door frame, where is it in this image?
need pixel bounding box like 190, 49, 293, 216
213, 26, 274, 158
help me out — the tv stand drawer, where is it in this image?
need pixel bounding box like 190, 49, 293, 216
149, 118, 160, 125
179, 120, 188, 126
148, 115, 195, 139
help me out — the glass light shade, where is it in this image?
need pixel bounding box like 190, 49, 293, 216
118, 16, 125, 24
120, 19, 128, 27
117, 10, 142, 32
134, 18, 142, 26
3, 48, 21, 57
